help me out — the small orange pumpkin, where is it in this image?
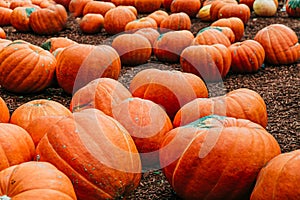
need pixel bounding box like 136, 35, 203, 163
68, 0, 92, 17
41, 37, 77, 53
180, 44, 232, 82
82, 1, 116, 16
209, 0, 237, 21
170, 0, 201, 18
160, 12, 191, 32
129, 68, 209, 119
79, 13, 104, 34
0, 123, 35, 171
218, 3, 251, 24
0, 97, 10, 123
70, 78, 132, 116
125, 17, 157, 32
148, 10, 169, 27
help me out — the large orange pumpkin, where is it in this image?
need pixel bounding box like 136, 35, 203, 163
160, 115, 281, 200
29, 4, 68, 35
0, 40, 56, 94
173, 88, 268, 128
10, 99, 72, 131
0, 97, 10, 123
229, 39, 265, 73
180, 44, 232, 82
254, 24, 300, 65
56, 44, 121, 94
70, 77, 132, 116
0, 161, 77, 199
36, 108, 142, 200
250, 150, 300, 200
112, 97, 173, 169
129, 68, 208, 119
153, 30, 194, 63
0, 123, 35, 171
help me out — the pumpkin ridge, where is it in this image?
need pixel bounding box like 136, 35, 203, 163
38, 134, 114, 199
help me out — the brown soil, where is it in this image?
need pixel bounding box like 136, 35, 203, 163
1, 2, 299, 199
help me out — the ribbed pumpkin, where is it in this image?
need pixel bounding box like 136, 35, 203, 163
254, 24, 300, 65
0, 7, 12, 26
29, 4, 68, 35
125, 17, 157, 32
112, 97, 173, 169
160, 12, 191, 32
56, 44, 121, 94
10, 99, 72, 131
26, 115, 66, 146
0, 41, 56, 94
229, 39, 265, 73
211, 17, 245, 42
69, 0, 92, 17
134, 0, 162, 13
180, 44, 232, 82
0, 97, 10, 123
36, 108, 142, 200
173, 88, 268, 128
79, 13, 104, 34
129, 68, 209, 119
41, 37, 77, 53
192, 27, 231, 47
170, 0, 201, 17
82, 1, 116, 16
148, 10, 169, 27
111, 33, 152, 66
10, 7, 37, 32
153, 30, 194, 63
218, 3, 251, 24
160, 115, 281, 200
0, 161, 77, 200
286, 0, 300, 17
104, 6, 137, 35
210, 0, 238, 21
70, 78, 132, 116
0, 123, 35, 171
250, 150, 300, 200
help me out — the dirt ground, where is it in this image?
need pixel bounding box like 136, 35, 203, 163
1, 1, 299, 199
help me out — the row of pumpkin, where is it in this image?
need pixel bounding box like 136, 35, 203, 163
0, 0, 299, 36
0, 74, 299, 199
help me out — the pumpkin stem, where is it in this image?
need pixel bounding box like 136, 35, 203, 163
0, 195, 11, 200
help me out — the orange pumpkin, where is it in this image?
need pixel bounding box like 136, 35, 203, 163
41, 36, 77, 53
134, 0, 162, 13
148, 10, 169, 27
112, 97, 173, 168
10, 7, 38, 32
112, 33, 152, 66
0, 7, 12, 26
0, 40, 56, 94
56, 44, 121, 94
29, 4, 68, 35
0, 161, 77, 199
180, 44, 232, 82
68, 0, 92, 17
36, 108, 142, 200
153, 30, 194, 63
254, 24, 300, 65
160, 12, 191, 32
104, 6, 137, 35
82, 1, 116, 16
10, 99, 72, 130
125, 17, 157, 32
211, 17, 245, 42
70, 77, 133, 116
160, 115, 281, 200
209, 0, 237, 21
129, 68, 209, 119
218, 3, 251, 24
170, 0, 201, 17
0, 97, 10, 123
79, 13, 104, 34
26, 115, 66, 146
173, 88, 268, 128
0, 123, 35, 171
250, 150, 300, 200
192, 27, 231, 47
229, 39, 265, 73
